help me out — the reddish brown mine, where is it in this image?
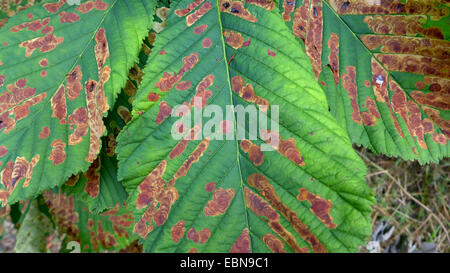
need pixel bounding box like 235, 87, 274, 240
84, 157, 101, 198
136, 160, 166, 210
153, 187, 179, 227
194, 24, 208, 34
224, 30, 244, 50
190, 74, 214, 109
423, 106, 450, 141
168, 139, 210, 188
202, 38, 212, 48
171, 220, 186, 242
245, 0, 275, 11
305, 0, 323, 80
375, 54, 449, 79
43, 0, 66, 13
230, 228, 251, 253
175, 0, 204, 17
231, 76, 269, 111
199, 228, 211, 243
364, 15, 443, 39
341, 66, 362, 124
156, 101, 172, 124
361, 35, 450, 61
362, 96, 380, 127
68, 108, 89, 145
39, 126, 50, 139
10, 17, 50, 33
147, 92, 160, 101
220, 0, 258, 23
76, 1, 95, 13
169, 124, 202, 160
297, 188, 337, 229
59, 11, 80, 23
66, 66, 83, 100
186, 228, 199, 242
329, 0, 449, 19
267, 49, 276, 57
240, 139, 264, 166
0, 146, 7, 157
12, 155, 40, 190
411, 90, 449, 111
176, 81, 192, 91
371, 59, 404, 137
51, 85, 67, 125
327, 33, 339, 84
247, 174, 326, 253
94, 28, 110, 72
48, 139, 66, 166
262, 233, 286, 253
134, 202, 156, 239
260, 130, 305, 167
205, 181, 215, 192
292, 0, 309, 41
407, 100, 427, 149
155, 53, 199, 92
204, 188, 235, 216
244, 187, 308, 253
186, 1, 212, 27
282, 0, 296, 21
0, 78, 46, 132
20, 34, 64, 57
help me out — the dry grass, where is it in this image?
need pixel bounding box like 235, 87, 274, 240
357, 146, 449, 253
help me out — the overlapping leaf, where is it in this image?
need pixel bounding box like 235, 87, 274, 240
117, 0, 374, 253
0, 0, 156, 206
44, 190, 137, 252
281, 0, 449, 163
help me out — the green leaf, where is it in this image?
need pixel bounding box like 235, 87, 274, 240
117, 0, 374, 253
14, 199, 52, 253
0, 0, 156, 206
282, 0, 449, 163
44, 190, 137, 252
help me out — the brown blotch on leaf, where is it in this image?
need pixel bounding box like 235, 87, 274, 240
59, 11, 80, 23
231, 76, 269, 111
136, 160, 167, 210
39, 126, 50, 139
0, 146, 7, 157
117, 106, 132, 124
230, 228, 251, 253
65, 174, 79, 186
342, 66, 362, 124
202, 38, 212, 48
20, 34, 64, 57
169, 124, 202, 160
240, 139, 264, 166
147, 92, 160, 101
292, 0, 310, 41
156, 101, 172, 124
186, 1, 212, 27
247, 174, 326, 252
260, 130, 305, 167
175, 0, 204, 17
327, 33, 339, 85
204, 187, 235, 216
171, 220, 186, 243
84, 157, 101, 198
194, 24, 208, 35
262, 233, 286, 253
282, 0, 296, 21
68, 108, 89, 145
305, 0, 323, 79
221, 0, 258, 22
51, 85, 67, 125
155, 53, 199, 92
364, 15, 444, 39
176, 81, 192, 91
267, 49, 276, 57
205, 181, 215, 192
49, 139, 66, 166
297, 188, 337, 229
66, 66, 83, 100
224, 30, 244, 50
10, 17, 50, 33
43, 0, 65, 13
